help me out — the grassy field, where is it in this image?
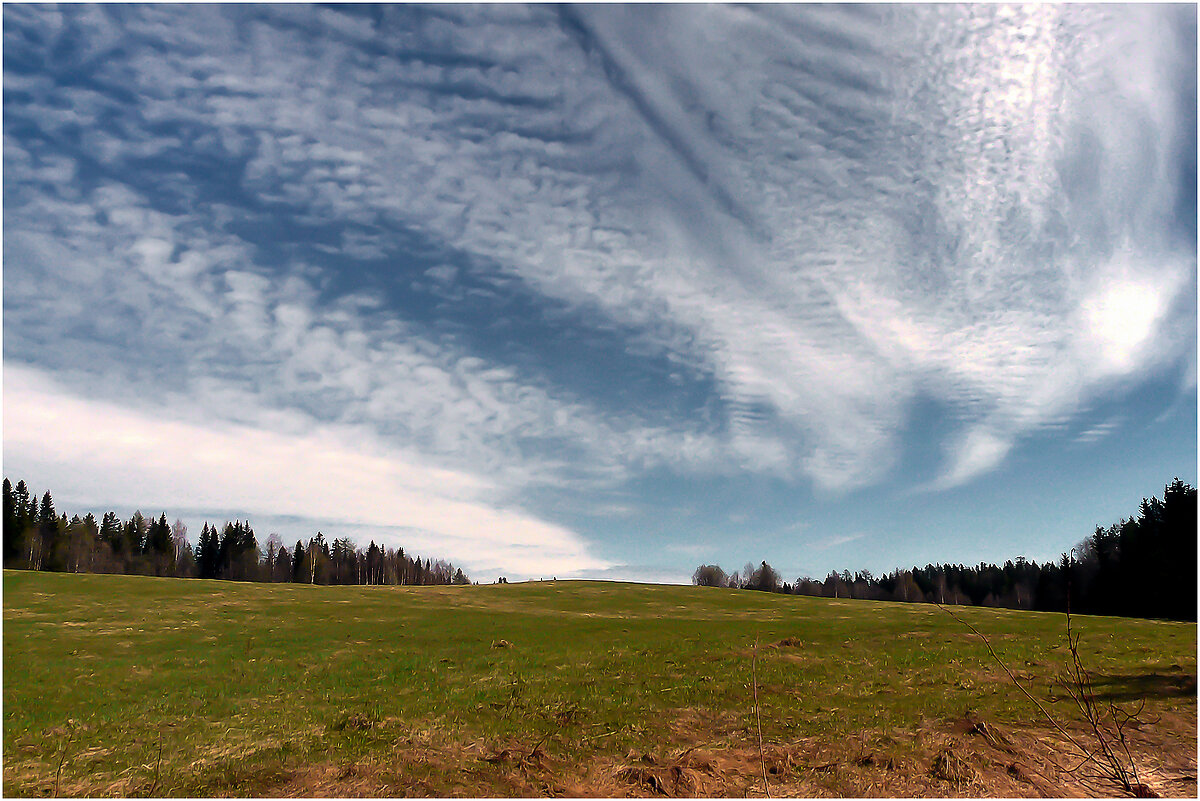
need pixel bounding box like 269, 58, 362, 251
4, 570, 1195, 797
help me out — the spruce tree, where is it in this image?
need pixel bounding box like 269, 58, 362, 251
99, 512, 123, 556
3, 478, 20, 565
13, 481, 31, 526
146, 513, 172, 556
195, 523, 219, 579
275, 546, 289, 582
32, 492, 58, 571
291, 539, 307, 582
125, 511, 148, 556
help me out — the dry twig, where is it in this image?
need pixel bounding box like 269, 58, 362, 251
937, 603, 1156, 797
53, 728, 75, 797
1059, 610, 1156, 797
147, 729, 164, 796
752, 637, 771, 798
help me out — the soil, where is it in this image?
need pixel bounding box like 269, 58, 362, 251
247, 709, 1196, 798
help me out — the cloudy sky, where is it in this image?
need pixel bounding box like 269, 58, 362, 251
4, 4, 1195, 583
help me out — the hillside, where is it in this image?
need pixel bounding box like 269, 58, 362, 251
4, 570, 1195, 797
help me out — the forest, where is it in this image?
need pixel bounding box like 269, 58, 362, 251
695, 478, 1197, 622
1, 478, 469, 587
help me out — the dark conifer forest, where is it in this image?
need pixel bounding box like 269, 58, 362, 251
2, 478, 469, 587
694, 479, 1196, 622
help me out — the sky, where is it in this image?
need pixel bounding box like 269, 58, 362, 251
3, 4, 1196, 585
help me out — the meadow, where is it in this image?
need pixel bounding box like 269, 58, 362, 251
4, 570, 1195, 797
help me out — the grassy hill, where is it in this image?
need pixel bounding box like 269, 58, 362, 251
4, 570, 1195, 796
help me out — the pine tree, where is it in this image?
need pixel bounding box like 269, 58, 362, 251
124, 511, 148, 557
99, 512, 123, 557
218, 522, 236, 578
146, 513, 172, 555
3, 478, 21, 565
79, 513, 99, 573
143, 513, 173, 575
275, 546, 290, 582
28, 491, 58, 570
196, 523, 221, 579
291, 539, 307, 583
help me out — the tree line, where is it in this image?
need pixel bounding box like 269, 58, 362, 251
695, 478, 1196, 622
2, 478, 470, 587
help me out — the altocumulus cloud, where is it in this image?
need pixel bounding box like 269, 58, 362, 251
3, 5, 1195, 578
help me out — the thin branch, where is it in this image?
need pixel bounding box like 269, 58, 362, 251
752, 637, 771, 798
940, 602, 1153, 797
937, 604, 1091, 757
53, 729, 75, 797
148, 729, 164, 797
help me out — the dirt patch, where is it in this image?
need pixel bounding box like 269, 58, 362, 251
664, 707, 741, 746
13, 704, 1193, 798
775, 652, 811, 666
171, 711, 1198, 798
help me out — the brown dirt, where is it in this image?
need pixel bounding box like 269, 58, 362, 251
225, 706, 1198, 798
10, 708, 1194, 797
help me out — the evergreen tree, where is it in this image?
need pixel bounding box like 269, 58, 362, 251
367, 541, 381, 585
291, 539, 307, 583
218, 522, 237, 578
3, 478, 22, 565
143, 513, 172, 575
99, 511, 123, 560
274, 545, 290, 582
124, 511, 148, 558
146, 513, 172, 556
196, 523, 221, 579
30, 491, 59, 570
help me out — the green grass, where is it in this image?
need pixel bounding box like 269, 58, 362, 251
4, 570, 1195, 796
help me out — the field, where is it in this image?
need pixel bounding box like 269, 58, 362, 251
3, 570, 1196, 797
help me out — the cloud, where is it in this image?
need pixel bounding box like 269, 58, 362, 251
3, 0, 1194, 536
2, 165, 734, 494
805, 532, 868, 553
932, 428, 1014, 491
570, 564, 696, 586
1075, 419, 1121, 445
2, 365, 610, 578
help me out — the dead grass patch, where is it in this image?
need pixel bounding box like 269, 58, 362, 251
930, 747, 977, 785
59, 709, 1185, 799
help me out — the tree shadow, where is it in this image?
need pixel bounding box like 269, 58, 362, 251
1087, 669, 1196, 703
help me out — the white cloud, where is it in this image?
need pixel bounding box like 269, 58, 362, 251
2, 365, 610, 578
933, 428, 1014, 491
1082, 281, 1164, 373
805, 532, 868, 552
1075, 419, 1121, 445
3, 2, 1194, 512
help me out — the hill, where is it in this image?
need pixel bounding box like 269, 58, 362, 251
3, 570, 1195, 796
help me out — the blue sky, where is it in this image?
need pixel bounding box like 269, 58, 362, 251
3, 4, 1195, 584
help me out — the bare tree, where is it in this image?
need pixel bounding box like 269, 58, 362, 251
170, 519, 189, 572
749, 561, 780, 592
264, 532, 283, 579
692, 564, 728, 587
